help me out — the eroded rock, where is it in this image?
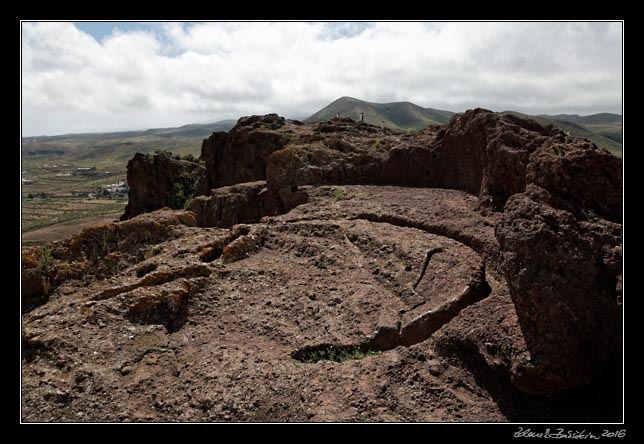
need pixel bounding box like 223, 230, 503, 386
22, 109, 622, 422
122, 152, 205, 220
495, 185, 622, 394
188, 181, 280, 228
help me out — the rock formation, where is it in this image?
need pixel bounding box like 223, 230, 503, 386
22, 109, 622, 422
200, 114, 292, 191
121, 152, 205, 220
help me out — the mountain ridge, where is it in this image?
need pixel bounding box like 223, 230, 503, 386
304, 96, 455, 130
306, 97, 621, 156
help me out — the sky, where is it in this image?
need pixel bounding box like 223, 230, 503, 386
21, 21, 623, 136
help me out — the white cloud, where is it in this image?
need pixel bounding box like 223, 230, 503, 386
21, 21, 622, 136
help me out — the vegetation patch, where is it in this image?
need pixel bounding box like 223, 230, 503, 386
292, 342, 381, 363
39, 246, 53, 271
168, 170, 202, 210
334, 188, 347, 201
369, 139, 392, 152
581, 208, 599, 222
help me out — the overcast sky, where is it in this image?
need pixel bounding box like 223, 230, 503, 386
21, 21, 622, 136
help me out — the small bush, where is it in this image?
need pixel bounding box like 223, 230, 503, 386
154, 149, 173, 157
581, 208, 599, 222
168, 170, 201, 210
39, 247, 53, 271
334, 188, 346, 201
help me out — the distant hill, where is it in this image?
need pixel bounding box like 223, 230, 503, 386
304, 96, 454, 130
23, 119, 237, 143
539, 112, 622, 146
541, 112, 622, 126
530, 112, 622, 157
307, 97, 622, 156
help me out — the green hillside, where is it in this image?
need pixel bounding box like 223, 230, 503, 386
304, 96, 454, 130
531, 113, 622, 157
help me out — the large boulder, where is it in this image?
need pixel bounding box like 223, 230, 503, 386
495, 185, 622, 394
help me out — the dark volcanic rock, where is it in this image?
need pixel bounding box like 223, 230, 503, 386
527, 144, 623, 222
121, 152, 205, 221
201, 114, 291, 190
265, 124, 438, 192
495, 185, 622, 394
188, 181, 281, 228
23, 108, 623, 422
428, 109, 558, 208
433, 284, 527, 392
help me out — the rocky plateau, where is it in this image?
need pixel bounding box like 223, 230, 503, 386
21, 109, 623, 422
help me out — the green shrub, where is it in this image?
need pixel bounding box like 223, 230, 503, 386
39, 247, 53, 271
334, 188, 346, 201
168, 170, 201, 210
154, 149, 173, 157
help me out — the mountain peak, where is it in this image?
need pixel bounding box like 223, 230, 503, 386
306, 97, 454, 130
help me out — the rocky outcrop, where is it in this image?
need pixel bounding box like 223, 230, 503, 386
23, 109, 623, 422
264, 122, 438, 193
433, 182, 622, 396
121, 152, 205, 220
425, 110, 558, 207
21, 209, 197, 313
527, 144, 622, 222
495, 185, 622, 394
188, 181, 280, 228
128, 109, 620, 227
200, 114, 292, 191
